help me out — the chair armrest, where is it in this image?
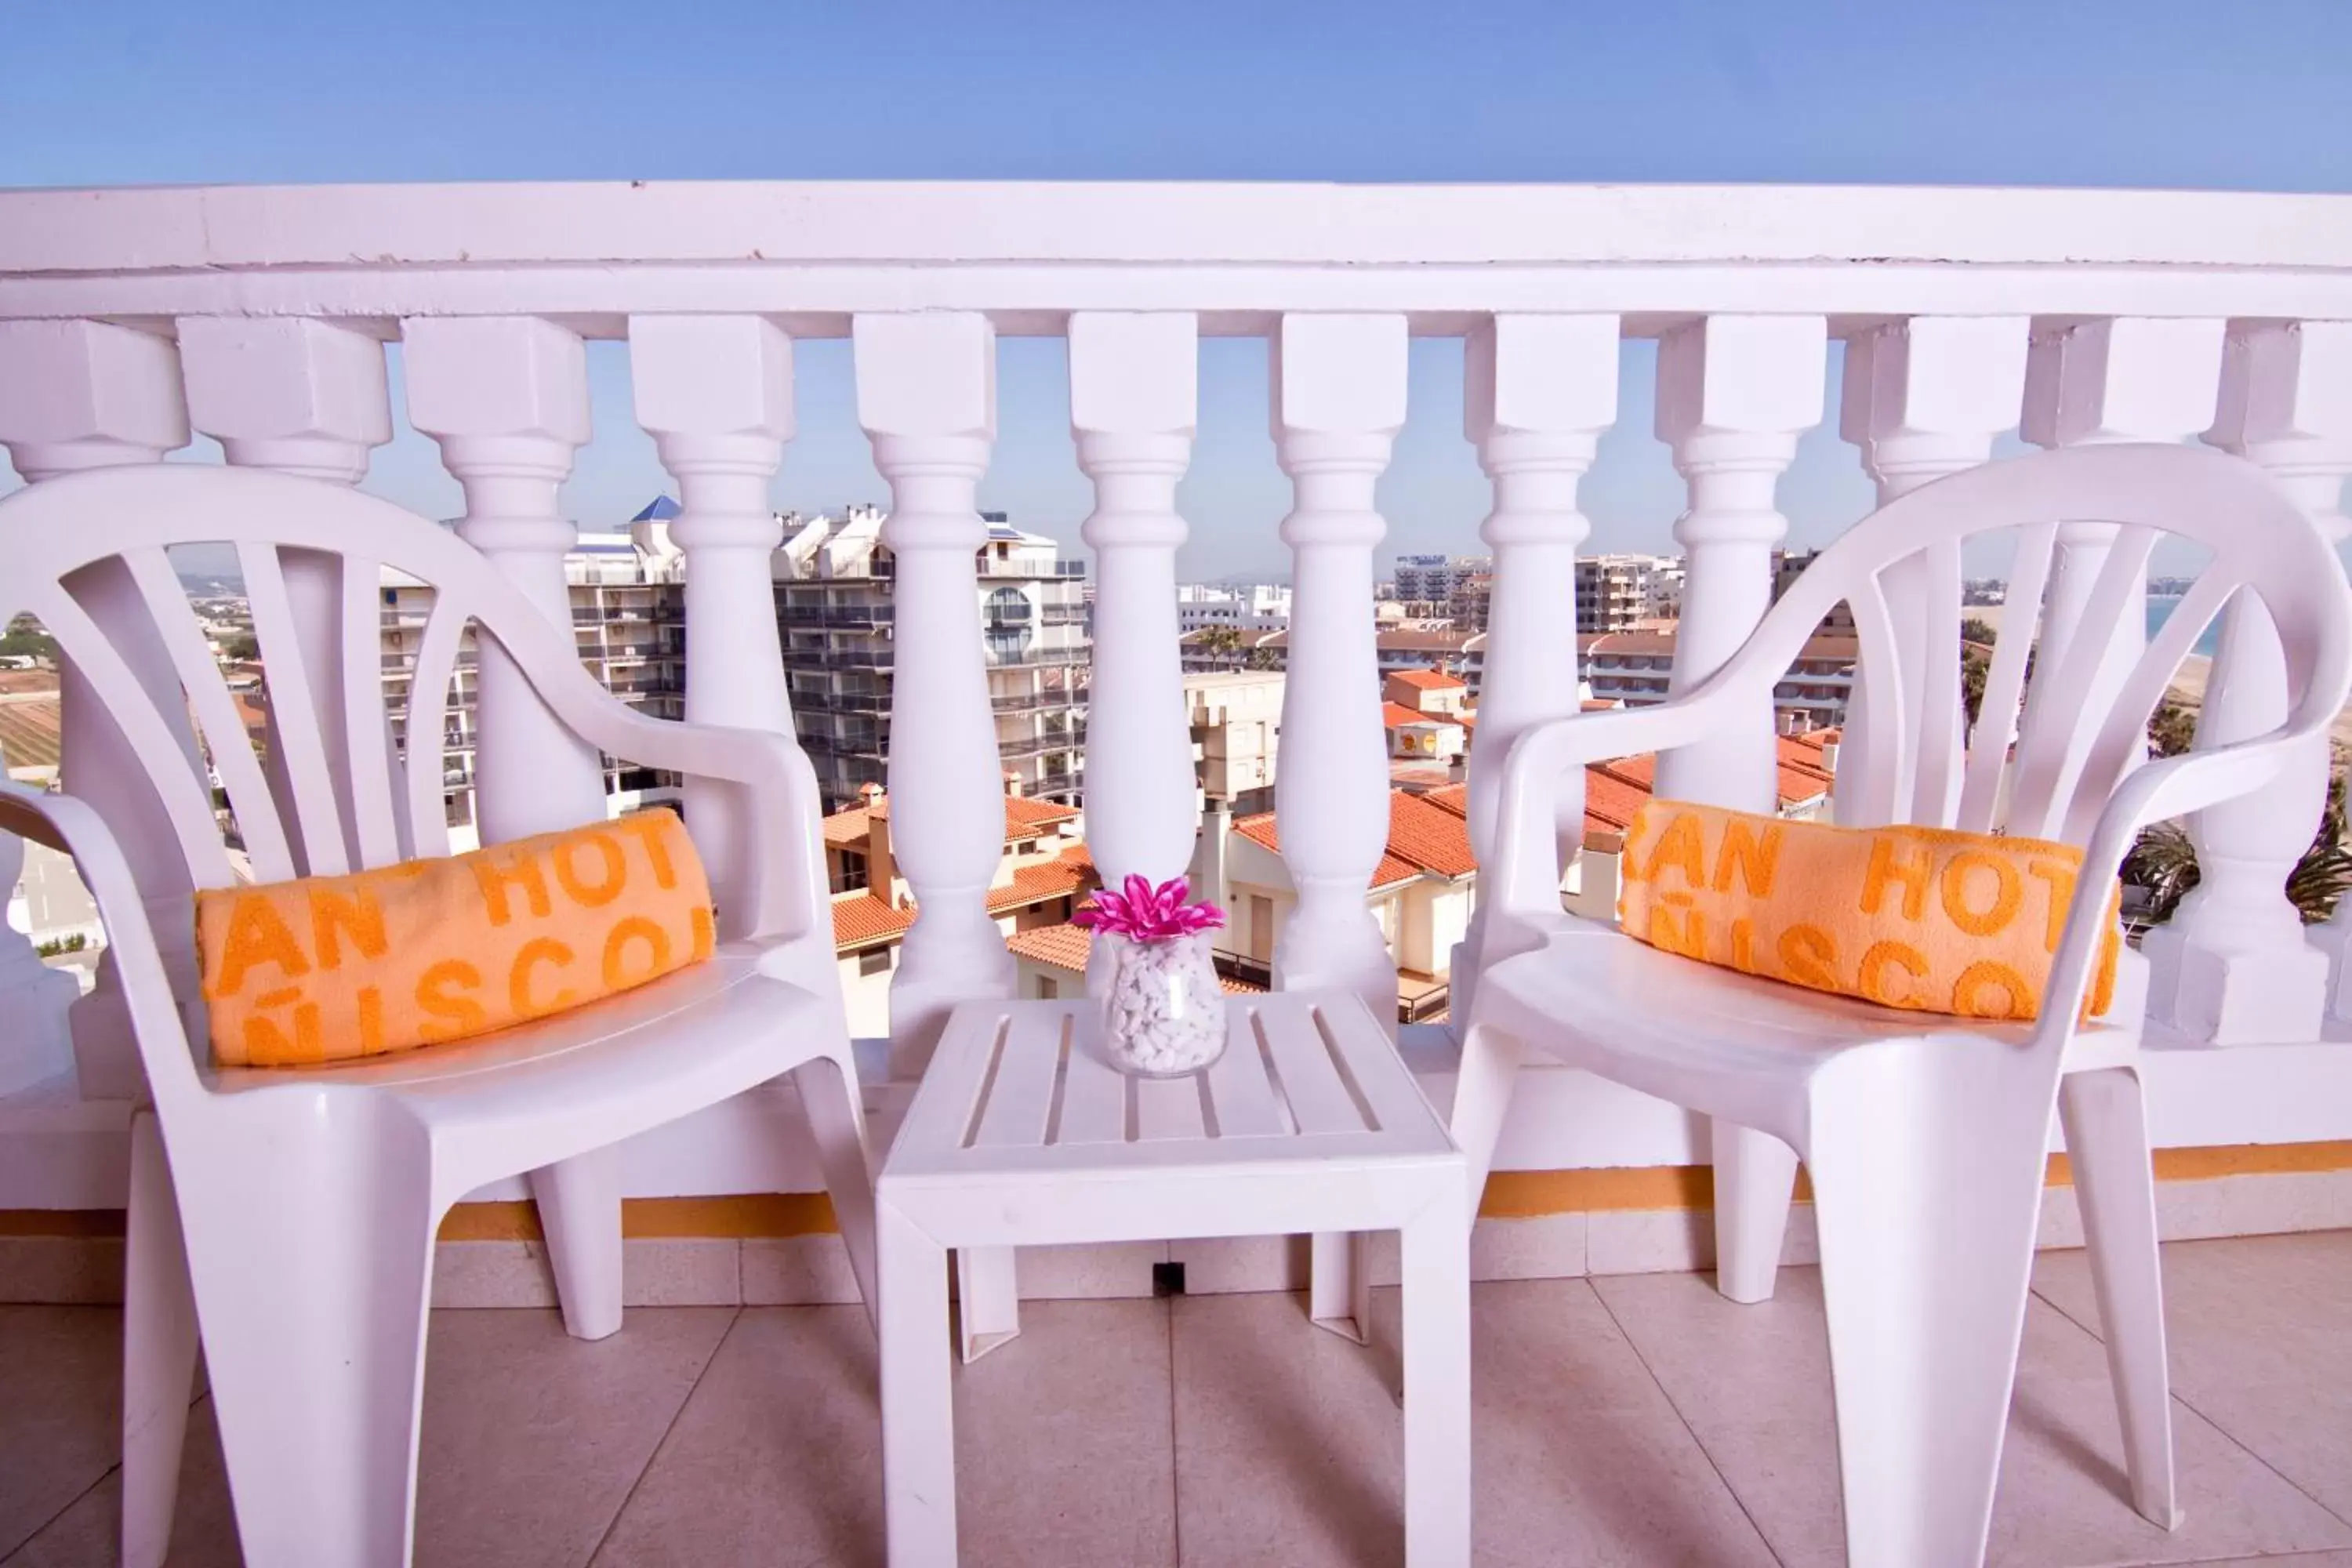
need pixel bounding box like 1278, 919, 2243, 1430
2038, 735, 2307, 1040
0, 784, 205, 1116
1486, 691, 1740, 924
497, 648, 828, 946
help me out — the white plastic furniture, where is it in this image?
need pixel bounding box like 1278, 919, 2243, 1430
877, 992, 1468, 1567
1456, 444, 2352, 1568
0, 464, 880, 1568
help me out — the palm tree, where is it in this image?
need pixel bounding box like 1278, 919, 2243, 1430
2125, 771, 2352, 927
1193, 625, 1245, 670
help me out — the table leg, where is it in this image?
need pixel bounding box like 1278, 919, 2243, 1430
956, 1245, 1021, 1362
880, 1198, 958, 1566
1400, 1191, 1472, 1567
1308, 1231, 1372, 1343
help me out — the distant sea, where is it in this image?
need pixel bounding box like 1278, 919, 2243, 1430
2146, 595, 2223, 659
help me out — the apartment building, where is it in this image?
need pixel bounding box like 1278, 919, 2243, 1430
1577, 554, 1675, 633
1185, 670, 1283, 816
1581, 630, 1860, 729
379, 507, 690, 853
1391, 553, 1490, 610
1772, 548, 1860, 636
777, 506, 1091, 811
1176, 582, 1291, 635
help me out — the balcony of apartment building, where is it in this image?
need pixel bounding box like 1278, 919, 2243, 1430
5, 182, 2352, 1568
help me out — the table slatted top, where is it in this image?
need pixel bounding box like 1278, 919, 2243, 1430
883, 993, 1456, 1182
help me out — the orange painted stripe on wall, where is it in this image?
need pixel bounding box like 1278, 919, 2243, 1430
6, 1140, 2348, 1240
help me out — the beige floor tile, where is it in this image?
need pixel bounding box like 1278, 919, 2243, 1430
1171, 1282, 1775, 1568
416, 1305, 738, 1568
5, 1393, 241, 1568
1596, 1265, 2352, 1568
595, 1298, 1174, 1568
2035, 1231, 2352, 1523
589, 1305, 882, 1568
0, 1305, 127, 1558
954, 1298, 1176, 1568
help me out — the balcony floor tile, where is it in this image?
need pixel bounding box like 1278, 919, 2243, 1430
2, 1236, 2347, 1566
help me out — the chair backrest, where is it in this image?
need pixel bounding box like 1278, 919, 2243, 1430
1730, 444, 2350, 849
0, 463, 655, 896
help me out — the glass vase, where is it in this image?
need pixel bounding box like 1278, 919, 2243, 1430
1099, 930, 1227, 1077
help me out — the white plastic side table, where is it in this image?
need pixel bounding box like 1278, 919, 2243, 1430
876, 991, 1470, 1567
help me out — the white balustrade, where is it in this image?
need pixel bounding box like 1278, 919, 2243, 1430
1070, 311, 1200, 992
402, 315, 607, 843
2022, 318, 2227, 737
8, 179, 2352, 1230
1457, 314, 1619, 1017
629, 314, 797, 925
2172, 321, 2352, 1036
0, 319, 196, 1100
1654, 313, 1826, 1306
1837, 317, 2030, 824
855, 311, 1014, 1076
180, 317, 397, 868
1270, 314, 1406, 1029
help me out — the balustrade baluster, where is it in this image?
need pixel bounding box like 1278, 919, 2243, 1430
180, 318, 396, 868
855, 312, 1013, 1077
404, 314, 622, 1341
0, 320, 194, 1100
1457, 314, 1617, 1022
1271, 314, 1406, 1029
2160, 321, 2352, 1039
404, 316, 605, 841
2022, 319, 2227, 751
630, 314, 797, 926
1656, 313, 1826, 1307
1838, 317, 2030, 824
1272, 313, 1404, 1342
1070, 312, 1199, 992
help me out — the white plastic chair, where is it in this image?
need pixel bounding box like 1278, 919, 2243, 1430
1456, 444, 2352, 1568
0, 465, 880, 1568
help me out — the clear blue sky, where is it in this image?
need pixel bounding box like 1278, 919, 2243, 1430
5, 0, 2347, 579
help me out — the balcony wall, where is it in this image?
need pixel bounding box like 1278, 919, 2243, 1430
3, 182, 2352, 1218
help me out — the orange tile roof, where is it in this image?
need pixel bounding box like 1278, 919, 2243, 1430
1385, 790, 1477, 878
1232, 811, 1422, 892
1005, 922, 1266, 994
831, 893, 915, 950
1581, 763, 1655, 837
1381, 700, 1458, 730
1597, 749, 1828, 813
1421, 782, 1469, 818
986, 845, 1097, 914
1389, 666, 1467, 691
823, 792, 1080, 851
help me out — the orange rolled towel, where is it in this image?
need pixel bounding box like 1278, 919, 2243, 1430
197, 808, 717, 1068
1616, 800, 2120, 1023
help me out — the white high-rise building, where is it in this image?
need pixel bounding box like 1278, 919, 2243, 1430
1176, 582, 1291, 634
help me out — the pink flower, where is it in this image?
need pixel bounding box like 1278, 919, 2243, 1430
1073, 873, 1227, 944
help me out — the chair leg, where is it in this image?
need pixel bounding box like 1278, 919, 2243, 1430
2058, 1066, 2180, 1530
122, 1111, 199, 1568
879, 1198, 957, 1567
184, 1119, 441, 1568
1712, 1119, 1799, 1305
1399, 1188, 1472, 1568
531, 1148, 623, 1341
1807, 1045, 2056, 1568
1447, 1020, 1526, 1219
1309, 1231, 1372, 1344
792, 1046, 879, 1332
